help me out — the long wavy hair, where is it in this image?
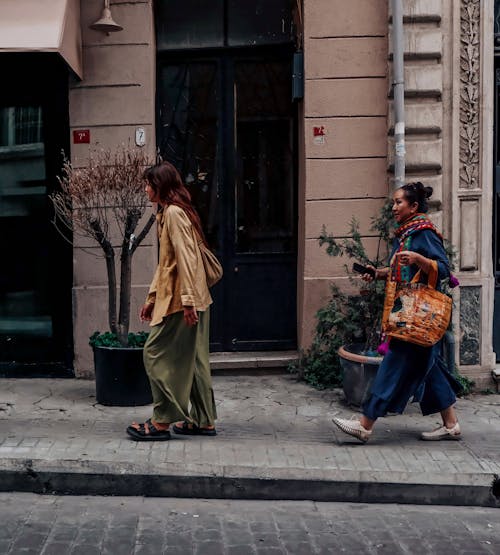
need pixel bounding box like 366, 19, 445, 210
144, 161, 207, 246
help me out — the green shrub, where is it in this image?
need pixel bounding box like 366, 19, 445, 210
454, 372, 475, 396
89, 331, 149, 349
292, 200, 474, 393
290, 203, 392, 389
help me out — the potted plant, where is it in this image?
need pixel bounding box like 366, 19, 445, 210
292, 202, 393, 406
293, 201, 472, 405
50, 146, 155, 406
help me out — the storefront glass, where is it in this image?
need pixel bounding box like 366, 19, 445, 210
0, 106, 54, 359
0, 54, 72, 375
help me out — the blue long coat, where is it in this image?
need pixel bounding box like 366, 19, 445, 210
362, 229, 463, 420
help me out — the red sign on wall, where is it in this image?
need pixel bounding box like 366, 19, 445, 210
73, 129, 90, 144
313, 126, 325, 137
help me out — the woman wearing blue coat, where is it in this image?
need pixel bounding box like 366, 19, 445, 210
333, 182, 463, 443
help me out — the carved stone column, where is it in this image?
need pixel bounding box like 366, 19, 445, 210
451, 0, 495, 387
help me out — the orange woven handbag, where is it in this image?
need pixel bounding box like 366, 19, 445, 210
381, 260, 452, 347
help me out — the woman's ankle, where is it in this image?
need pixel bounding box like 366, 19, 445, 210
360, 416, 376, 431
152, 419, 169, 430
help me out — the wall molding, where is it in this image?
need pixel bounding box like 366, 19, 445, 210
459, 0, 481, 191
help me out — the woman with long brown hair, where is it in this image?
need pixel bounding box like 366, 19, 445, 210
127, 161, 217, 441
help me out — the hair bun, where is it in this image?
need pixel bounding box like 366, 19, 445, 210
423, 186, 433, 199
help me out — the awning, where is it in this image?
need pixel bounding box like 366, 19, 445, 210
0, 0, 82, 79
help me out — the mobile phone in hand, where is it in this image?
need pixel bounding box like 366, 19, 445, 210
352, 262, 376, 278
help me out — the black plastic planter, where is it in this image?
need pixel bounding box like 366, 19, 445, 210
93, 346, 152, 406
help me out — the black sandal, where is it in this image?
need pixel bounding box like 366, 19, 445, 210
126, 418, 171, 441
172, 421, 217, 436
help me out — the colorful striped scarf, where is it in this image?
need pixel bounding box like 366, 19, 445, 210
391, 213, 442, 283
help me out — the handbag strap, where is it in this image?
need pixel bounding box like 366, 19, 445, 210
390, 255, 439, 290
410, 259, 438, 289
193, 229, 206, 249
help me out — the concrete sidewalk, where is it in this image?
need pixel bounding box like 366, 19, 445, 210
0, 375, 499, 507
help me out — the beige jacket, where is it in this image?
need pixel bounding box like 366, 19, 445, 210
146, 204, 212, 326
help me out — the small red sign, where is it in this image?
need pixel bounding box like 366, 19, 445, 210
313, 126, 325, 137
73, 129, 90, 144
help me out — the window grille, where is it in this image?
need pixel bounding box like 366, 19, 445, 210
0, 107, 43, 147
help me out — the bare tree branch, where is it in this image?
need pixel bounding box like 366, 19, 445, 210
50, 146, 155, 346
130, 213, 156, 256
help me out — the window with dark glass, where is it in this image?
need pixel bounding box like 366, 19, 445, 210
234, 60, 294, 253
0, 105, 52, 350
0, 107, 42, 147
495, 0, 500, 51
155, 0, 295, 50
158, 63, 219, 245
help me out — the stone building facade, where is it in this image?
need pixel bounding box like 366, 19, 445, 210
301, 0, 496, 389
0, 0, 496, 388
399, 0, 495, 388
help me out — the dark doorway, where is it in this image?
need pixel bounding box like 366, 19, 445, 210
0, 54, 73, 376
157, 53, 297, 351
494, 2, 500, 360
495, 2, 500, 362
155, 0, 298, 351
494, 61, 500, 360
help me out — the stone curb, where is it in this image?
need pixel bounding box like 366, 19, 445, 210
1, 459, 498, 508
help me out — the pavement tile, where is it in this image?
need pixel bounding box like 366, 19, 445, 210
0, 376, 499, 506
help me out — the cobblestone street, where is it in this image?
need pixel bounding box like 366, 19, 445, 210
0, 493, 499, 555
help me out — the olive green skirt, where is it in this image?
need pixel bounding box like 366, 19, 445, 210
143, 308, 217, 427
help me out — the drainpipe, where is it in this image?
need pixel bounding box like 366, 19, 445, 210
391, 0, 405, 189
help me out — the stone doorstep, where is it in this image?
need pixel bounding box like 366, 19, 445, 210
209, 351, 299, 372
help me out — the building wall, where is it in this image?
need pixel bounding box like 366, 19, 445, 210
397, 0, 495, 388
450, 0, 495, 388
70, 0, 391, 375
67, 0, 495, 387
69, 0, 156, 377
299, 0, 495, 387
390, 0, 444, 227
298, 0, 389, 347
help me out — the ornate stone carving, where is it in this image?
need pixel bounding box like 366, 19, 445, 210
460, 286, 481, 365
459, 0, 481, 190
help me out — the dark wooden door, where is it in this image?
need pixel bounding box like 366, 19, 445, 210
158, 52, 297, 351
494, 61, 500, 361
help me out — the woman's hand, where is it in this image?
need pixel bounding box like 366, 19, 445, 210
183, 306, 199, 327
140, 302, 154, 322
395, 250, 431, 272
361, 264, 377, 282
361, 265, 389, 282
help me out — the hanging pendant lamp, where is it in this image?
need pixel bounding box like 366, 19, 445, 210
90, 0, 123, 34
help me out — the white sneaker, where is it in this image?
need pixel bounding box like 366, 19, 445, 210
332, 416, 372, 443
420, 422, 461, 441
